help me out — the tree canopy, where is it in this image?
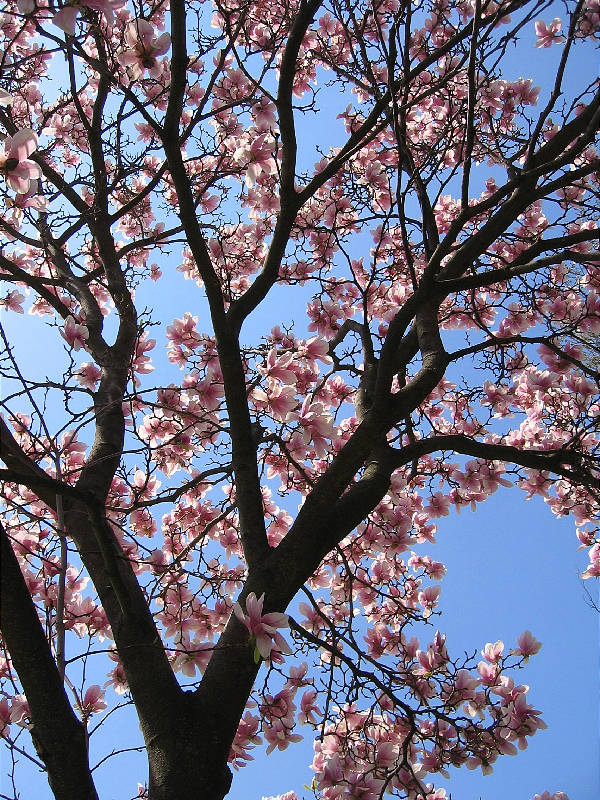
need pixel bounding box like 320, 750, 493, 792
0, 1, 599, 799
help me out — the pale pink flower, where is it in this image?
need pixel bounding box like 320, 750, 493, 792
0, 290, 25, 313
104, 650, 128, 694
299, 336, 332, 365
482, 640, 504, 663
61, 315, 89, 351
6, 185, 48, 229
535, 18, 565, 47
233, 134, 277, 188
477, 660, 500, 686
0, 129, 41, 194
252, 97, 277, 132
79, 685, 107, 717
173, 640, 213, 676
13, 186, 48, 213
117, 20, 171, 81
259, 348, 297, 385
262, 383, 297, 422
261, 793, 298, 800
0, 699, 10, 736
295, 397, 334, 456
425, 491, 451, 517
233, 592, 290, 661
418, 585, 441, 618
582, 542, 600, 579
230, 711, 262, 768
299, 689, 321, 725
512, 630, 542, 659
53, 0, 126, 35
0, 89, 12, 106
263, 718, 302, 754
74, 361, 102, 390
8, 696, 31, 729
532, 793, 569, 800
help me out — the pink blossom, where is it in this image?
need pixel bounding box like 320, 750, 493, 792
582, 542, 600, 579
74, 361, 102, 390
52, 0, 126, 35
512, 630, 542, 659
503, 690, 547, 748
60, 315, 89, 351
0, 699, 10, 736
229, 710, 262, 768
418, 585, 441, 618
233, 592, 290, 661
132, 333, 155, 383
0, 290, 25, 313
173, 639, 213, 676
295, 397, 335, 456
104, 650, 128, 695
284, 662, 309, 689
0, 129, 41, 194
535, 18, 565, 48
259, 348, 298, 385
299, 689, 321, 725
261, 793, 298, 800
6, 186, 48, 229
425, 492, 451, 517
263, 717, 302, 754
233, 134, 278, 188
477, 660, 501, 686
251, 98, 277, 132
79, 685, 107, 717
252, 383, 297, 422
117, 20, 171, 81
298, 336, 332, 365
8, 696, 31, 729
481, 640, 504, 663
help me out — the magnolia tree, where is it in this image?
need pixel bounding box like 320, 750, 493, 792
0, 0, 599, 798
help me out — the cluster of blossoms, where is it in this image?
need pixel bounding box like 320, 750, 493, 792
310, 655, 548, 800
0, 128, 40, 194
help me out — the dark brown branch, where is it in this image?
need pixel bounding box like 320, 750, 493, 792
392, 433, 600, 488
0, 418, 58, 510
225, 1, 323, 332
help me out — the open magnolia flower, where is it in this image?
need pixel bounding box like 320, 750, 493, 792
535, 18, 565, 47
78, 685, 107, 719
0, 129, 41, 194
60, 315, 89, 351
233, 592, 290, 662
117, 20, 171, 80
52, 0, 126, 36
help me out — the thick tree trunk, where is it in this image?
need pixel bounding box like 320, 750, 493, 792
148, 759, 232, 800
144, 701, 234, 800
